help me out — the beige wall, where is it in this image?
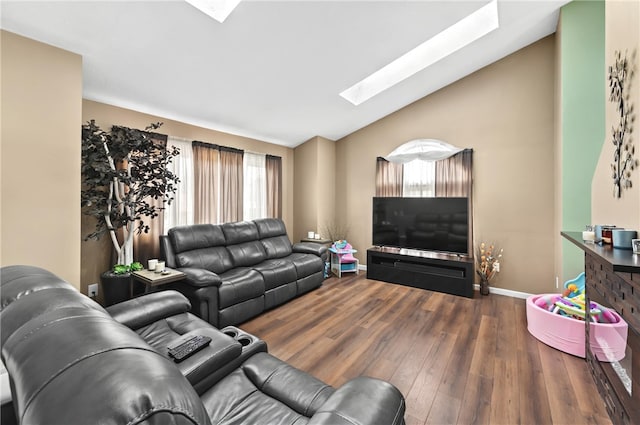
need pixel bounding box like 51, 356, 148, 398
316, 137, 336, 239
294, 137, 319, 242
293, 136, 336, 242
1, 31, 83, 287
592, 0, 640, 229
81, 100, 295, 289
335, 36, 557, 294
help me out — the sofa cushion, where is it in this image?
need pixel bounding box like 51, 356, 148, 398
253, 259, 297, 291
170, 224, 226, 252
132, 312, 214, 349
221, 221, 259, 244
226, 241, 267, 268
0, 265, 75, 312
261, 235, 293, 259
221, 222, 268, 267
254, 218, 287, 238
254, 218, 294, 259
218, 268, 265, 309
170, 225, 234, 274
135, 315, 242, 390
1, 285, 107, 347
176, 246, 233, 274
287, 253, 324, 279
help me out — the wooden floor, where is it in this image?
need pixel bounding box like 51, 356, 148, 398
241, 273, 612, 425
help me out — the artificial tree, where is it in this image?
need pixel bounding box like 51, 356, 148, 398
81, 120, 180, 270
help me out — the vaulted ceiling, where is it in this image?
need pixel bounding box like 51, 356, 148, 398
1, 0, 569, 147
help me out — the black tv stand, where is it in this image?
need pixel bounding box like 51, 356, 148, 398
366, 246, 474, 298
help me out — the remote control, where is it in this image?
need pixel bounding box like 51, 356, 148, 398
168, 335, 211, 362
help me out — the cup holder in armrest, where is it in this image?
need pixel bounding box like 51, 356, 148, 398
237, 336, 252, 347
220, 326, 267, 354
223, 329, 238, 338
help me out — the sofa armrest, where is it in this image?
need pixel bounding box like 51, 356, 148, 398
171, 327, 243, 393
241, 352, 335, 416
309, 377, 405, 425
162, 282, 221, 326
179, 267, 223, 288
159, 235, 177, 269
106, 290, 190, 329
292, 242, 328, 258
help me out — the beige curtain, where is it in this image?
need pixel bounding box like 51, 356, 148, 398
435, 149, 473, 253
266, 155, 282, 218
435, 149, 473, 197
193, 141, 220, 224
220, 147, 244, 223
375, 157, 403, 197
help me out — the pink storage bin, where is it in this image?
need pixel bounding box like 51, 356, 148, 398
526, 294, 628, 361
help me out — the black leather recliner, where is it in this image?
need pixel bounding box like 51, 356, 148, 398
0, 265, 406, 425
160, 218, 327, 328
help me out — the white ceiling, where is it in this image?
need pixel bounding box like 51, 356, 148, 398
1, 0, 569, 147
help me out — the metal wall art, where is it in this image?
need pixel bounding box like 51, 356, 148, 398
608, 50, 638, 198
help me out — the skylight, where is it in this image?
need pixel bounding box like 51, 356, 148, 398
185, 0, 242, 23
340, 0, 500, 106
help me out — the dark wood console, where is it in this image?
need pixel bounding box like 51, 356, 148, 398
366, 246, 474, 298
563, 231, 640, 425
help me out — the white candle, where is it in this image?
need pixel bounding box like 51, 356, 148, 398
155, 261, 165, 273
148, 259, 158, 270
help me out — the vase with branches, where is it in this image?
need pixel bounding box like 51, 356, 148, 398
81, 120, 180, 268
476, 242, 503, 295
321, 220, 350, 243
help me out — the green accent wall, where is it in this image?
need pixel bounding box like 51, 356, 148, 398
561, 0, 605, 281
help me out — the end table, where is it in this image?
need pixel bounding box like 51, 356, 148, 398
131, 268, 186, 295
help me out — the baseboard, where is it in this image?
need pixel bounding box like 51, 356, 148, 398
474, 284, 531, 299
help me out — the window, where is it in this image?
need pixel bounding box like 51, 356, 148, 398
243, 152, 266, 221
164, 140, 282, 230
402, 159, 435, 197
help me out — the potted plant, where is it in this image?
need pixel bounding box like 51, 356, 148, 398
81, 120, 180, 305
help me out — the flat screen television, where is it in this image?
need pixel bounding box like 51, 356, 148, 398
372, 197, 469, 255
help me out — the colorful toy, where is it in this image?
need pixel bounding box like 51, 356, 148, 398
532, 272, 617, 324
562, 272, 585, 298
553, 295, 602, 321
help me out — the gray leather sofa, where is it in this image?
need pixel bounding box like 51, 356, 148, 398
160, 218, 327, 327
0, 265, 406, 425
